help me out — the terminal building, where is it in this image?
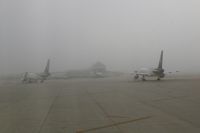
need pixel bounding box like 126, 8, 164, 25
66, 62, 107, 78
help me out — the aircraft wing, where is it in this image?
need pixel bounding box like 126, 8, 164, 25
136, 72, 150, 76
136, 68, 154, 76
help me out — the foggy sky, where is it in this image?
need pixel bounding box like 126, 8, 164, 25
1, 0, 200, 75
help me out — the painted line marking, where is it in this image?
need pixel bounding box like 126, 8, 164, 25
76, 116, 152, 133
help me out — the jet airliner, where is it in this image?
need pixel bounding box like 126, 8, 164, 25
21, 59, 50, 83
134, 50, 165, 81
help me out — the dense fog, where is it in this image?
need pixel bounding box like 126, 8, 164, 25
1, 0, 200, 75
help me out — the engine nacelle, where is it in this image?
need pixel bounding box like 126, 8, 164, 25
160, 73, 165, 78
134, 74, 139, 79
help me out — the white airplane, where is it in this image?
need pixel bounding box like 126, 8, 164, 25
134, 50, 165, 81
21, 59, 50, 83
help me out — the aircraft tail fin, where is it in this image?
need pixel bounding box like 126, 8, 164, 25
44, 59, 50, 74
158, 50, 163, 69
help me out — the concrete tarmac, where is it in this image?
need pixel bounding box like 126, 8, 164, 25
0, 76, 200, 133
